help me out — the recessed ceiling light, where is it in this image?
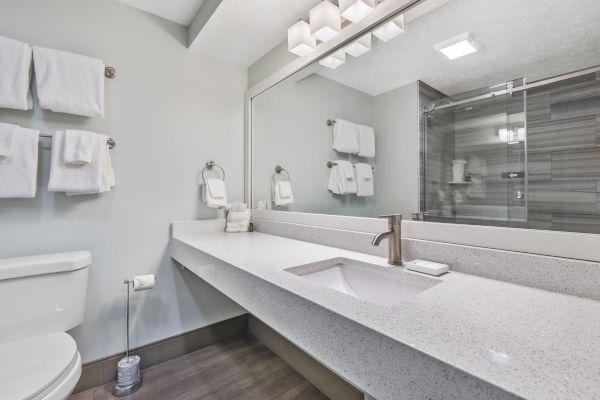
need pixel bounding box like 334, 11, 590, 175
310, 1, 342, 42
339, 0, 375, 23
434, 33, 480, 60
373, 14, 405, 42
287, 20, 317, 57
344, 32, 371, 57
319, 50, 346, 69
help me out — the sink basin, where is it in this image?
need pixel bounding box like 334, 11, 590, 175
286, 258, 441, 306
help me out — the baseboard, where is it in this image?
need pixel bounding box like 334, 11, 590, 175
249, 315, 364, 400
73, 314, 249, 393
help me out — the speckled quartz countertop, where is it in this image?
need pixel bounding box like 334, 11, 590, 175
172, 225, 600, 399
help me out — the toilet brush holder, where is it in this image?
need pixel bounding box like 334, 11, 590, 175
112, 275, 156, 396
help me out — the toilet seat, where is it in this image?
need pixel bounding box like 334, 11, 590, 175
0, 332, 81, 400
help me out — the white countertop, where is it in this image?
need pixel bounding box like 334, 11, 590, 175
172, 223, 600, 399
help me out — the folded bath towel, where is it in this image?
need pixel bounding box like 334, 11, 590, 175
357, 124, 375, 158
0, 127, 39, 198
354, 163, 374, 197
33, 46, 105, 117
273, 180, 294, 207
0, 36, 33, 110
328, 160, 357, 195
0, 122, 18, 157
63, 129, 96, 166
202, 178, 228, 208
332, 118, 360, 154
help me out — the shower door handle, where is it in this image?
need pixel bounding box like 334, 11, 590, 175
515, 190, 524, 200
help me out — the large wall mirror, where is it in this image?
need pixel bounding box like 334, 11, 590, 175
250, 0, 600, 234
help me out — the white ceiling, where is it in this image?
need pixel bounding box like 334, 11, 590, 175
316, 0, 600, 96
116, 0, 206, 26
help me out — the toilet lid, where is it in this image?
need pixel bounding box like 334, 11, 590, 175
0, 332, 78, 400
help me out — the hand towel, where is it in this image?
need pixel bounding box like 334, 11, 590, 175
63, 129, 96, 165
49, 131, 115, 194
0, 36, 32, 110
355, 163, 374, 196
332, 118, 360, 154
328, 160, 357, 195
226, 209, 251, 232
273, 180, 294, 206
0, 127, 39, 198
357, 124, 375, 157
203, 178, 228, 208
0, 122, 18, 157
33, 46, 105, 117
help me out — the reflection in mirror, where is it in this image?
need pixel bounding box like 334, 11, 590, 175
251, 0, 600, 234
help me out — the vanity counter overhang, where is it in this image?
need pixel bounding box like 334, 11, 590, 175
170, 220, 600, 400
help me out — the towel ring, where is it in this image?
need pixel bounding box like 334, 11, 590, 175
272, 165, 290, 185
201, 160, 226, 184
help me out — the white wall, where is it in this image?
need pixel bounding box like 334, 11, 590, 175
0, 0, 246, 363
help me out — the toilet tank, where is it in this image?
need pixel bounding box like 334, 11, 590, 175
0, 251, 91, 345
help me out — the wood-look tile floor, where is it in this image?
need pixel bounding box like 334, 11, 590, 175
71, 335, 328, 400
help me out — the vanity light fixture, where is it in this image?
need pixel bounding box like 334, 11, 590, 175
319, 49, 346, 69
373, 14, 405, 42
344, 32, 372, 57
288, 20, 317, 56
339, 0, 376, 23
310, 1, 342, 42
435, 32, 480, 60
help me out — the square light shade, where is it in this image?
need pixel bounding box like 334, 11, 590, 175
310, 1, 342, 42
344, 32, 371, 57
434, 33, 480, 60
288, 20, 317, 57
373, 14, 405, 42
339, 0, 375, 23
319, 50, 346, 70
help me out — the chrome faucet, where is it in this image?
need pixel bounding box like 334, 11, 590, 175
371, 214, 402, 265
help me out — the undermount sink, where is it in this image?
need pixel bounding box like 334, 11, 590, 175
285, 258, 441, 306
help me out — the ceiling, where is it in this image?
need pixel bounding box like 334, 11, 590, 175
315, 0, 600, 96
117, 0, 206, 26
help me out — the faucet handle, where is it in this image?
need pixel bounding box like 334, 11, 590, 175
379, 214, 402, 225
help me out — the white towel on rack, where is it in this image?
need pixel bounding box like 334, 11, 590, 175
0, 36, 32, 110
273, 181, 294, 206
0, 127, 39, 198
63, 129, 96, 166
48, 130, 115, 194
354, 163, 374, 197
33, 46, 105, 117
203, 178, 228, 208
357, 124, 375, 157
332, 118, 360, 154
0, 122, 18, 157
328, 160, 357, 195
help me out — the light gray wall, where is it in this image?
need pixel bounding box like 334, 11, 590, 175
248, 40, 294, 89
0, 0, 246, 363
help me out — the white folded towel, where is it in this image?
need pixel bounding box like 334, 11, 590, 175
0, 122, 18, 157
332, 118, 360, 154
33, 46, 105, 117
357, 124, 375, 158
48, 131, 115, 194
0, 36, 32, 110
63, 129, 96, 165
328, 160, 357, 195
354, 163, 374, 197
0, 127, 39, 198
203, 178, 228, 208
226, 209, 251, 232
273, 180, 294, 207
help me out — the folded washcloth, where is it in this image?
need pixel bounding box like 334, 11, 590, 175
0, 122, 18, 157
33, 46, 105, 117
0, 127, 39, 198
328, 160, 357, 195
0, 36, 32, 110
332, 118, 360, 154
354, 163, 374, 197
203, 178, 228, 208
357, 124, 375, 157
273, 180, 294, 207
49, 131, 115, 194
63, 129, 96, 165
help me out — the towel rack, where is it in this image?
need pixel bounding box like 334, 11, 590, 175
104, 66, 117, 79
201, 160, 226, 184
39, 133, 116, 149
327, 161, 374, 170
326, 119, 336, 126
272, 165, 290, 185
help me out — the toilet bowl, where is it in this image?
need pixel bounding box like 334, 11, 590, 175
0, 252, 91, 400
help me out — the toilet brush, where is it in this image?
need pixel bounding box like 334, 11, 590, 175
113, 275, 156, 396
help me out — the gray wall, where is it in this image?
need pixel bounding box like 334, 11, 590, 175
248, 41, 295, 89
0, 0, 246, 363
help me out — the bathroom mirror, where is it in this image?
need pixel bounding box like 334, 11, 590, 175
250, 0, 600, 234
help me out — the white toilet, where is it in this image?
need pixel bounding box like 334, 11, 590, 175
0, 251, 91, 400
